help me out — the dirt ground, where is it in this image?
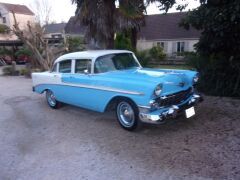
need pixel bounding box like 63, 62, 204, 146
0, 76, 239, 180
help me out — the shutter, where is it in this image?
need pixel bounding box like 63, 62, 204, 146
185, 41, 190, 52
164, 42, 168, 53
172, 42, 177, 53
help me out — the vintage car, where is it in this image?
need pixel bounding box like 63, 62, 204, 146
32, 50, 203, 130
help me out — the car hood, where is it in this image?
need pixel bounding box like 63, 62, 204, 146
95, 68, 197, 96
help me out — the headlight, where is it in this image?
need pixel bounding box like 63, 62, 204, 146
154, 84, 162, 96
193, 74, 199, 84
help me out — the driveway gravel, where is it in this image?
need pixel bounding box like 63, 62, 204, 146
0, 76, 239, 180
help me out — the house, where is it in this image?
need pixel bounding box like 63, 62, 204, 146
44, 23, 66, 38
0, 2, 35, 45
65, 16, 86, 37
44, 23, 67, 45
65, 16, 100, 48
0, 2, 35, 31
137, 12, 200, 56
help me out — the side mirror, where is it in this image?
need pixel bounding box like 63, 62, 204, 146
84, 69, 89, 75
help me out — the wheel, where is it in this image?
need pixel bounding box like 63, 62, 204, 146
116, 99, 139, 131
46, 90, 61, 109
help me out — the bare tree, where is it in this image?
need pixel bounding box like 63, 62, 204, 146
12, 12, 68, 70
30, 0, 53, 25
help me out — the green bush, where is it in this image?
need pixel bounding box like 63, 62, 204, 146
19, 68, 31, 77
186, 53, 240, 97
0, 24, 10, 34
135, 50, 150, 67
2, 66, 19, 76
149, 46, 166, 61
114, 33, 133, 51
15, 48, 32, 58
67, 37, 85, 52
2, 67, 12, 75
0, 48, 12, 56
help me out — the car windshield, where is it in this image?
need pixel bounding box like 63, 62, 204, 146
94, 53, 140, 73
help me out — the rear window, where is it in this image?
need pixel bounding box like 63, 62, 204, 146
59, 60, 72, 73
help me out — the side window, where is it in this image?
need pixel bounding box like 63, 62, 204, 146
59, 60, 72, 73
75, 59, 92, 73
51, 63, 57, 72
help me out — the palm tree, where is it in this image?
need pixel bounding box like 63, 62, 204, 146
72, 0, 180, 49
72, 0, 115, 48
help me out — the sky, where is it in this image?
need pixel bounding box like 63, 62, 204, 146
0, 0, 200, 23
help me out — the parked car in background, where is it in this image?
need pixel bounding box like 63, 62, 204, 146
0, 58, 7, 66
32, 50, 203, 131
16, 55, 30, 64
2, 56, 12, 65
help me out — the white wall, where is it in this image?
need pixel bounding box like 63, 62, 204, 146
0, 5, 35, 41
0, 4, 35, 30
137, 39, 199, 56
0, 5, 11, 27
8, 13, 35, 30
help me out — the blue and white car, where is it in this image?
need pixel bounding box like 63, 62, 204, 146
32, 50, 203, 130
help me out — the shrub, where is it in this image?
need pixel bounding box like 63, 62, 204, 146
114, 33, 133, 51
0, 24, 10, 34
149, 46, 166, 61
2, 66, 19, 76
2, 66, 12, 75
67, 37, 85, 52
135, 50, 150, 67
19, 68, 31, 77
186, 53, 240, 97
15, 48, 32, 58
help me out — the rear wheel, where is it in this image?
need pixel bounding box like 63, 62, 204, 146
116, 99, 139, 131
46, 90, 61, 109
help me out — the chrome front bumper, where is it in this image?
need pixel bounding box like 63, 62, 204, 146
139, 94, 203, 124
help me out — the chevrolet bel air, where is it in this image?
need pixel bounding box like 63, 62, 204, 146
32, 50, 203, 130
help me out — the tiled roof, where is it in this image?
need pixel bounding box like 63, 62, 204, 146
0, 2, 34, 15
138, 12, 200, 40
65, 16, 87, 35
44, 23, 67, 34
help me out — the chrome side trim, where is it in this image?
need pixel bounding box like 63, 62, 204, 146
34, 83, 144, 96
138, 105, 151, 109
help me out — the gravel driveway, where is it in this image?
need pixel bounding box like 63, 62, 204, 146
0, 76, 239, 180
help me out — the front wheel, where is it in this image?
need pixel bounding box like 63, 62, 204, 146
46, 90, 61, 109
116, 99, 139, 131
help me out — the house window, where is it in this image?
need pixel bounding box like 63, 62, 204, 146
59, 60, 72, 73
157, 42, 164, 48
75, 59, 92, 74
2, 17, 6, 23
177, 42, 185, 53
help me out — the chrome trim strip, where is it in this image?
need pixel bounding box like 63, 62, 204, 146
35, 83, 144, 96
138, 105, 151, 109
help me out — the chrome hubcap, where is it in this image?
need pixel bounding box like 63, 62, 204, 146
117, 102, 135, 127
46, 90, 56, 106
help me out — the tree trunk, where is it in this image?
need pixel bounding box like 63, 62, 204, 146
104, 0, 115, 49
131, 27, 138, 50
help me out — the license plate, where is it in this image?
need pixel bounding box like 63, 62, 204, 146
185, 107, 195, 118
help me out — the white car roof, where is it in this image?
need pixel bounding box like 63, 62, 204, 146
55, 50, 133, 63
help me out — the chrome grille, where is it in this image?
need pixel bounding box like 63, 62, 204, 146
156, 88, 192, 107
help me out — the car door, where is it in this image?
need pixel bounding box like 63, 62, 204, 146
61, 59, 97, 110
51, 59, 73, 104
